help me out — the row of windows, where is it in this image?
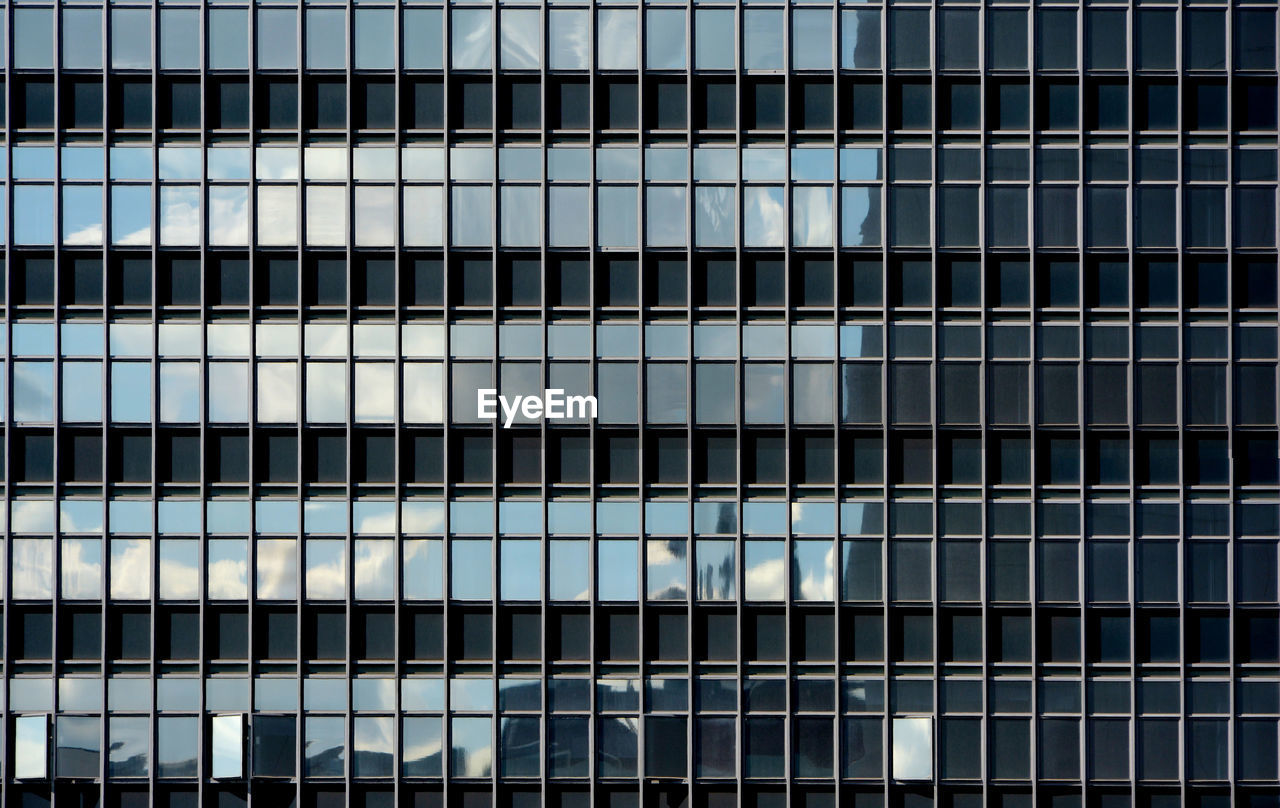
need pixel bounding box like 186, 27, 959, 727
4, 489, 1272, 536
4, 182, 1276, 250
6, 533, 1280, 603
4, 145, 1277, 186
7, 319, 1280, 361
7, 712, 1280, 784
0, 784, 1270, 808
13, 671, 1280, 723
8, 254, 1280, 311
13, 73, 1280, 135
11, 320, 1280, 363
4, 360, 1276, 428
11, 671, 1280, 718
10, 6, 1280, 75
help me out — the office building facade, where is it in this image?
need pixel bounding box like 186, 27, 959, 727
0, 1, 1279, 806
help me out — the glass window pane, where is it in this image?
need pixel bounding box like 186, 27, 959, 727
207, 539, 248, 599
403, 186, 444, 247
209, 9, 249, 70
15, 716, 48, 779
306, 539, 346, 600
404, 9, 443, 70
62, 538, 102, 599
647, 540, 688, 600
306, 186, 348, 247
647, 187, 688, 248
793, 9, 832, 70
452, 186, 493, 247
599, 717, 638, 776
744, 364, 784, 424
695, 540, 735, 600
354, 363, 394, 423
404, 539, 444, 600
793, 187, 834, 248
257, 9, 298, 70
208, 717, 243, 778
744, 187, 785, 248
256, 538, 297, 600
353, 540, 394, 600
63, 9, 103, 70
12, 539, 54, 599
892, 717, 933, 780
257, 186, 298, 246
744, 9, 783, 69
111, 186, 152, 246
257, 362, 298, 423
453, 8, 493, 70
403, 717, 443, 776
57, 716, 101, 778
794, 540, 835, 601
549, 186, 589, 247
108, 717, 149, 777
451, 717, 493, 777
159, 540, 199, 600
353, 717, 394, 778
111, 9, 151, 69
205, 185, 248, 246
500, 186, 541, 247
15, 8, 54, 69
500, 8, 541, 69
500, 539, 541, 600
355, 9, 394, 70
598, 9, 638, 70
550, 540, 589, 601
306, 9, 346, 70
598, 539, 638, 601
304, 716, 345, 777
15, 186, 56, 246
647, 9, 686, 70
549, 9, 588, 70
696, 9, 734, 69
452, 539, 492, 600
159, 362, 200, 423
111, 540, 151, 604
745, 541, 785, 601
891, 9, 930, 69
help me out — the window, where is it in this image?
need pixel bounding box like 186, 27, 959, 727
57, 716, 101, 778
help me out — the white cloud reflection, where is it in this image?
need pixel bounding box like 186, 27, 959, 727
892, 717, 933, 780
744, 541, 785, 601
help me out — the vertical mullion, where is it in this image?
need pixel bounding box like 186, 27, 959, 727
536, 3, 556, 803
391, 3, 405, 806
440, 3, 453, 800
2, 27, 13, 807
292, 5, 305, 803
343, 3, 356, 798
148, 2, 163, 801
732, 2, 745, 798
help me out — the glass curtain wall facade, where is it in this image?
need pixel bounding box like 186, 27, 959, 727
0, 0, 1278, 806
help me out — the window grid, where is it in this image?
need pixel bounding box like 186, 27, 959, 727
0, 1, 1277, 806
